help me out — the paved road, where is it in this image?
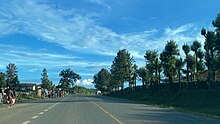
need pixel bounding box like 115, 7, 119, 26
0, 95, 220, 124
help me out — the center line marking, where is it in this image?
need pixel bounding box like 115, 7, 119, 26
44, 109, 48, 111
22, 121, 31, 124
32, 116, 38, 119
39, 112, 44, 115
91, 101, 123, 124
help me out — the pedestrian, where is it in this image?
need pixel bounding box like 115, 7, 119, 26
6, 87, 15, 107
0, 86, 3, 106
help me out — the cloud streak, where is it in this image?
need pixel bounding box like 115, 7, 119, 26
0, 0, 206, 87
0, 0, 204, 59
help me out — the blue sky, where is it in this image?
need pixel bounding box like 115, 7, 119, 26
0, 0, 220, 88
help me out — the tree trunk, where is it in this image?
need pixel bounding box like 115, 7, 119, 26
142, 80, 145, 89
121, 82, 124, 94
134, 80, 136, 91
169, 75, 174, 92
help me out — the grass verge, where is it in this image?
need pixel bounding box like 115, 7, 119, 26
109, 89, 220, 119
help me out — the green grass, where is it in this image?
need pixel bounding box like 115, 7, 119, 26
109, 89, 220, 119
16, 96, 44, 103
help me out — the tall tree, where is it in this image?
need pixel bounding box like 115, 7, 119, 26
144, 50, 159, 90
212, 12, 220, 74
41, 68, 52, 90
212, 12, 220, 41
59, 68, 81, 89
130, 64, 138, 91
201, 28, 217, 82
191, 40, 202, 80
175, 57, 184, 84
110, 49, 133, 93
160, 40, 179, 91
0, 72, 6, 87
92, 68, 111, 93
138, 67, 149, 89
196, 50, 205, 81
6, 63, 19, 88
187, 54, 196, 83
182, 44, 191, 83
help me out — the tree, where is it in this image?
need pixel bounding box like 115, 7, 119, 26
182, 44, 191, 83
130, 64, 138, 91
212, 12, 220, 73
59, 68, 81, 89
110, 49, 133, 93
0, 72, 6, 87
201, 28, 217, 82
144, 50, 159, 90
92, 68, 111, 93
175, 57, 184, 84
160, 40, 179, 91
187, 54, 196, 82
191, 40, 202, 80
41, 68, 52, 90
6, 63, 19, 88
138, 67, 149, 89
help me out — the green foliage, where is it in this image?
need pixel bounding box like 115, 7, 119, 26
110, 49, 133, 91
144, 50, 160, 90
191, 40, 201, 53
182, 44, 191, 83
59, 68, 81, 89
201, 23, 217, 82
73, 86, 94, 94
212, 12, 220, 30
6, 63, 19, 88
160, 40, 179, 85
110, 88, 220, 117
130, 64, 138, 88
41, 68, 52, 90
175, 57, 184, 83
138, 67, 149, 88
182, 44, 190, 56
93, 68, 111, 93
0, 72, 6, 87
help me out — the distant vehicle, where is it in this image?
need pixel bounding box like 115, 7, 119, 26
96, 90, 101, 95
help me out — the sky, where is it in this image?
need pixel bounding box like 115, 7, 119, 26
0, 0, 220, 88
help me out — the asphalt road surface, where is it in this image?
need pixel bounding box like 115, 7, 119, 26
0, 95, 220, 124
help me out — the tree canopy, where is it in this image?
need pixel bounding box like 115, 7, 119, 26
59, 68, 81, 89
41, 68, 52, 90
92, 68, 111, 92
6, 63, 19, 88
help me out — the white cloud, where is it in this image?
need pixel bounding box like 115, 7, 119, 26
165, 23, 195, 36
76, 79, 93, 86
0, 0, 204, 59
0, 0, 206, 86
89, 0, 111, 10
0, 44, 111, 71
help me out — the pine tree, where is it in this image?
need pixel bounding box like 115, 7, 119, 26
41, 68, 52, 90
6, 63, 19, 88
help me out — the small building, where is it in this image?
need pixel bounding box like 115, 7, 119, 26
17, 83, 37, 91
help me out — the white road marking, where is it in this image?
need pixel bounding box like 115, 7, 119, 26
39, 112, 44, 115
22, 121, 31, 124
22, 99, 64, 124
91, 101, 123, 124
32, 116, 39, 119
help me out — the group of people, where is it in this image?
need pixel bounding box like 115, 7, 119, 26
0, 87, 16, 107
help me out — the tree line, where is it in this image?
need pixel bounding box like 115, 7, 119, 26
0, 63, 81, 91
92, 12, 220, 93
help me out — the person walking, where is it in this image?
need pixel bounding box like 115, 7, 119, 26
6, 87, 15, 107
